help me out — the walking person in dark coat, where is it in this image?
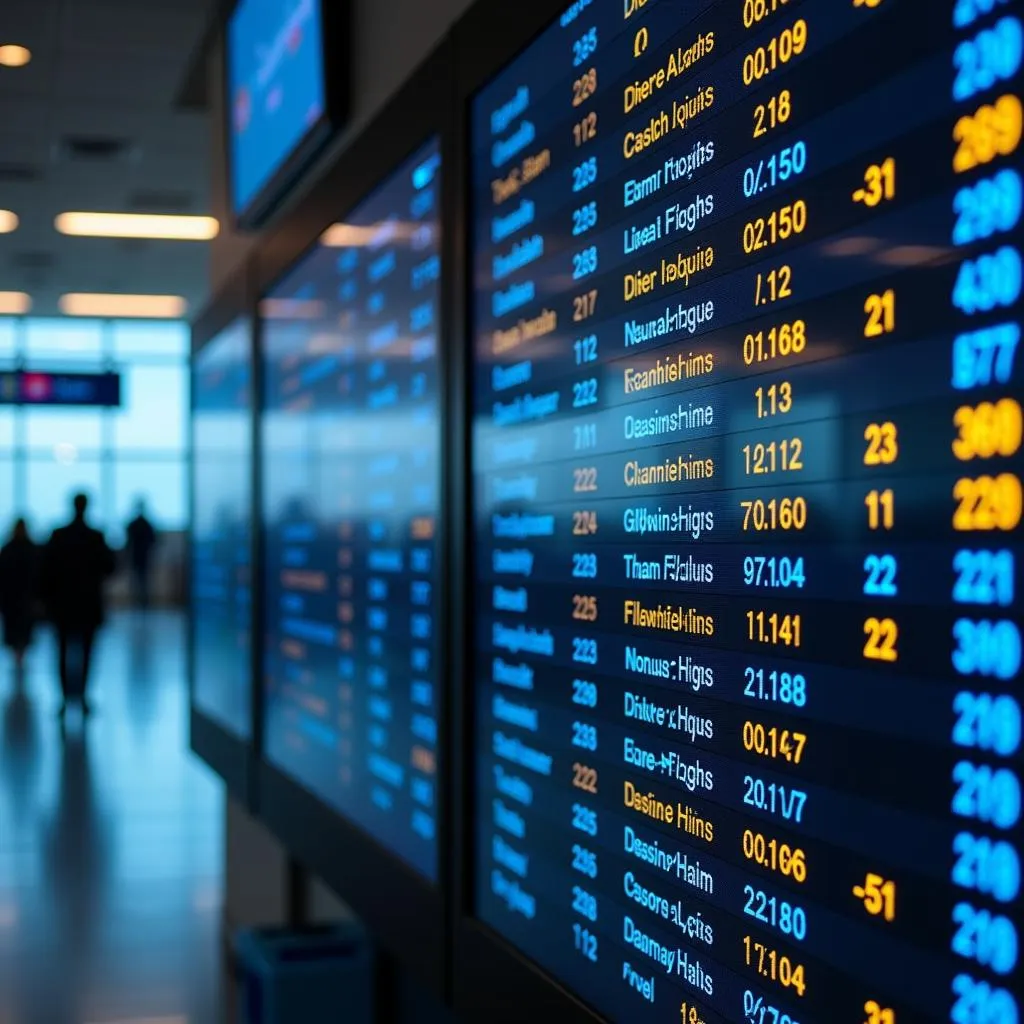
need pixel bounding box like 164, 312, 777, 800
125, 499, 158, 609
0, 518, 39, 678
40, 494, 116, 718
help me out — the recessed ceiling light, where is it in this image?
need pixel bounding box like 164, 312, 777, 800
58, 293, 187, 318
55, 212, 218, 241
0, 45, 31, 68
0, 292, 31, 314
0, 210, 18, 234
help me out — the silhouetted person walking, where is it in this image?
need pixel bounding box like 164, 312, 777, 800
0, 518, 39, 680
40, 494, 115, 719
125, 499, 158, 609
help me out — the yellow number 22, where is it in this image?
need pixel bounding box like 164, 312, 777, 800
863, 617, 898, 662
864, 1001, 895, 1024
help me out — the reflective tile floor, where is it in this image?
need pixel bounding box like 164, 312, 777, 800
0, 612, 224, 1024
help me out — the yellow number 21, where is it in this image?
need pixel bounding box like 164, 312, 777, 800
864, 289, 896, 338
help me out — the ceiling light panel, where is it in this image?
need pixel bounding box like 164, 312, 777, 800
0, 45, 31, 68
58, 294, 187, 318
55, 212, 219, 241
0, 292, 31, 315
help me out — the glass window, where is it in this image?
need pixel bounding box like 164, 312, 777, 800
4, 319, 191, 540
25, 318, 103, 358
0, 318, 16, 356
112, 321, 189, 358
113, 459, 187, 545
0, 458, 14, 540
0, 405, 13, 450
21, 315, 110, 449
24, 406, 103, 452
0, 353, 15, 447
20, 351, 109, 453
113, 363, 188, 451
25, 455, 105, 537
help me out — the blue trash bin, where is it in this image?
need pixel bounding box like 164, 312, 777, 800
234, 921, 372, 1024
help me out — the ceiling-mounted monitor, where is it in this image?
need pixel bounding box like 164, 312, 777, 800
226, 0, 350, 228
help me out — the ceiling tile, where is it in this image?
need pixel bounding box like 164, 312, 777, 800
0, 3, 60, 44
57, 3, 208, 54
0, 0, 218, 316
52, 55, 184, 104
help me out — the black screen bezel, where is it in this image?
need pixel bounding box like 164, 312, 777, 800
250, 42, 456, 998
223, 0, 352, 231
189, 269, 262, 812
449, 1, 612, 1020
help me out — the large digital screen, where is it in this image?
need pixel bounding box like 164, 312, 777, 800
470, 1, 1024, 1020
261, 138, 442, 880
228, 0, 327, 218
192, 319, 253, 738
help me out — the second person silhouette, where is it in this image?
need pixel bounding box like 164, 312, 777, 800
39, 494, 115, 719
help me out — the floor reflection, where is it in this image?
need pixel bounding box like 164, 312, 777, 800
0, 612, 224, 1024
126, 613, 160, 735
0, 687, 42, 821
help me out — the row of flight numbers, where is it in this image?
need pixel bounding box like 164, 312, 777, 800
568, 547, 1017, 607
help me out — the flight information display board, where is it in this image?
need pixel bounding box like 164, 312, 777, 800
192, 319, 253, 738
261, 138, 442, 880
470, 0, 1024, 1020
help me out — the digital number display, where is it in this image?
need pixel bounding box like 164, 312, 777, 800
470, 1, 1024, 1020
261, 139, 442, 879
192, 319, 253, 738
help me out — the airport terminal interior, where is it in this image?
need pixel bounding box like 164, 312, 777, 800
0, 0, 1021, 1021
